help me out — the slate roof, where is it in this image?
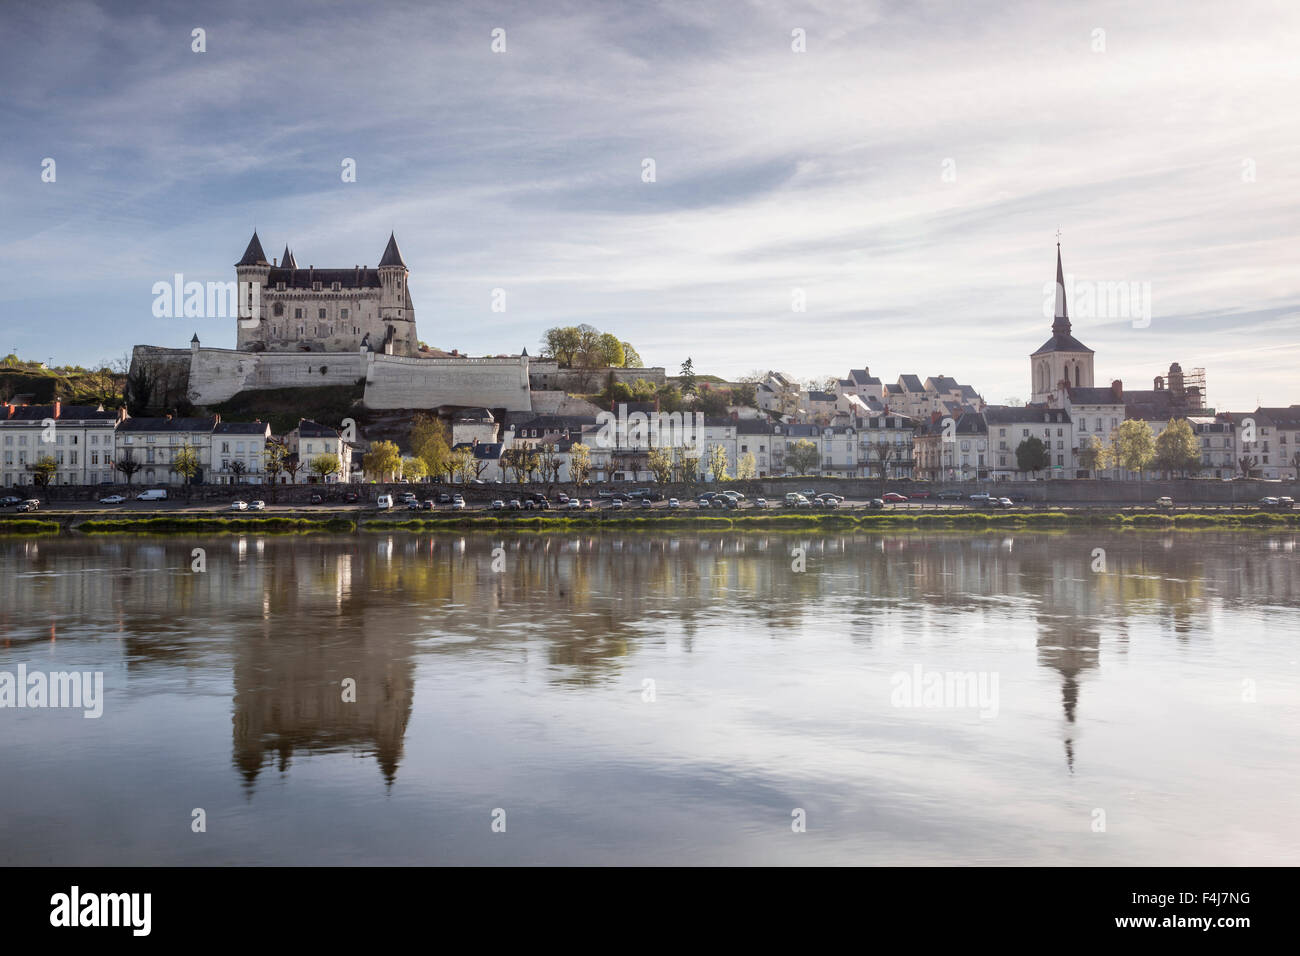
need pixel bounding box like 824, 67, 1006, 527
453, 441, 503, 460
850, 368, 881, 386
1067, 386, 1123, 405
117, 416, 217, 432
294, 419, 340, 438
898, 375, 924, 392
1, 404, 116, 422
1032, 332, 1094, 355
236, 232, 268, 266
983, 405, 1071, 425
280, 246, 298, 269
378, 233, 406, 268
214, 421, 271, 435
806, 390, 835, 403
267, 267, 382, 289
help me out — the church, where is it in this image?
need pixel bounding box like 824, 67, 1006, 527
233, 231, 419, 357
1030, 244, 1095, 404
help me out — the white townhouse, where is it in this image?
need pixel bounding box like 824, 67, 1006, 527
1, 401, 122, 487
287, 419, 352, 482
212, 421, 272, 484
114, 415, 217, 486
984, 405, 1075, 479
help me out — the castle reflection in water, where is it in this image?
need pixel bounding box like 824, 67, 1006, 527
2, 531, 1296, 787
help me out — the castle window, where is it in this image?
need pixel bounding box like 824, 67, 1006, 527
294, 308, 303, 319
273, 302, 284, 317
313, 282, 321, 291
318, 308, 326, 319
340, 308, 349, 319
332, 282, 340, 291
277, 282, 285, 291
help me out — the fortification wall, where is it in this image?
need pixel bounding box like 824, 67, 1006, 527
187, 348, 365, 404
130, 346, 195, 412
362, 354, 532, 411
528, 361, 666, 391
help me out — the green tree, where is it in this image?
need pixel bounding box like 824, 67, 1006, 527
705, 444, 729, 482
1077, 434, 1110, 476
732, 383, 758, 408
648, 447, 674, 483
312, 452, 343, 482
594, 333, 625, 369
1153, 418, 1201, 478
695, 385, 730, 416
655, 385, 683, 413
679, 358, 697, 395
1015, 437, 1051, 476
409, 414, 451, 479
785, 439, 819, 475
31, 456, 57, 501
451, 447, 478, 483
264, 443, 286, 485
542, 327, 582, 367
171, 442, 201, 497
1114, 419, 1156, 479
736, 451, 757, 480
400, 456, 426, 482
568, 443, 591, 485
621, 342, 642, 368
362, 440, 402, 482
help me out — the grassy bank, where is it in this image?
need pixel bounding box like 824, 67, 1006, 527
0, 518, 61, 535
76, 516, 356, 534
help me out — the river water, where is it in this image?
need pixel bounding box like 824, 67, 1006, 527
1, 530, 1297, 865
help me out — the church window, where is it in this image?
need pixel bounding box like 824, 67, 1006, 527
273, 302, 284, 317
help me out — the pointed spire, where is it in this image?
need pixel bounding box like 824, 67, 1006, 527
237, 231, 268, 266
280, 246, 298, 270
378, 232, 406, 268
1052, 242, 1070, 335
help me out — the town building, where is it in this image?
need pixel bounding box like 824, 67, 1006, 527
1, 402, 121, 487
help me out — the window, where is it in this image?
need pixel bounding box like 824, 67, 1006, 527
273, 302, 284, 317
332, 282, 340, 291
294, 308, 303, 319
318, 308, 326, 319
70, 451, 77, 465
221, 442, 230, 453
341, 308, 349, 319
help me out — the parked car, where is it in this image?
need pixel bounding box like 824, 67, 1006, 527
868, 498, 885, 509
668, 498, 680, 509
451, 499, 466, 511
309, 494, 323, 505
817, 496, 839, 509
437, 493, 452, 504
610, 499, 624, 509
994, 497, 1014, 509
753, 498, 767, 509
508, 499, 522, 510
420, 500, 435, 510
792, 494, 813, 509
784, 492, 802, 505
343, 492, 359, 504
491, 500, 505, 510
936, 490, 963, 500
17, 499, 40, 512
249, 500, 266, 511
697, 497, 712, 508
1259, 496, 1281, 507
581, 499, 593, 510
376, 495, 393, 510
1155, 496, 1174, 508
640, 497, 653, 508
136, 489, 168, 501
568, 498, 582, 510
882, 492, 908, 503
98, 495, 126, 504
1280, 497, 1295, 508
230, 500, 248, 511
908, 491, 931, 499
557, 494, 569, 504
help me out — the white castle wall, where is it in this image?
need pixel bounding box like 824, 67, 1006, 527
188, 348, 366, 404
362, 353, 533, 411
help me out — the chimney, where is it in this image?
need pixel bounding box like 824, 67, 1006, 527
1111, 379, 1123, 401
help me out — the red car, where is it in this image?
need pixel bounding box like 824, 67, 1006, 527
882, 492, 909, 503
908, 491, 931, 499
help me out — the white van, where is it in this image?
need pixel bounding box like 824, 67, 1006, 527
376, 494, 393, 510
135, 489, 168, 501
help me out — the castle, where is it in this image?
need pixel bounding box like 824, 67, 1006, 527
234, 231, 418, 356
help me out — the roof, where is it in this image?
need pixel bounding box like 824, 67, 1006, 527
454, 407, 495, 422
214, 421, 271, 435
983, 405, 1071, 424
1256, 405, 1300, 428
1067, 386, 1123, 405
1052, 244, 1071, 335
378, 232, 406, 268
898, 375, 924, 392
118, 416, 217, 432
2, 404, 116, 423
267, 267, 382, 289
927, 376, 960, 393
236, 232, 268, 267
294, 419, 340, 438
735, 419, 772, 434
280, 246, 298, 269
1032, 332, 1094, 355
452, 441, 503, 460
849, 368, 881, 386
806, 390, 835, 403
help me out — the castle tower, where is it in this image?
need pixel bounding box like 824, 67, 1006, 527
235, 231, 271, 350
1030, 244, 1095, 404
376, 233, 410, 356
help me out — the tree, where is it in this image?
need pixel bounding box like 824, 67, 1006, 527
568, 443, 591, 485
679, 358, 697, 395
313, 453, 344, 482
362, 440, 402, 482
400, 456, 426, 482
1153, 418, 1201, 478
451, 447, 477, 483
541, 327, 582, 367
655, 385, 683, 413
705, 443, 729, 482
264, 443, 286, 485
1114, 419, 1156, 479
1015, 437, 1051, 476
785, 439, 819, 475
30, 456, 56, 501
1077, 434, 1110, 476
695, 385, 730, 416
501, 448, 529, 483
648, 447, 674, 484
732, 383, 758, 408
228, 459, 247, 483
621, 342, 642, 368
113, 451, 141, 485
594, 333, 625, 369
679, 452, 701, 483
283, 455, 303, 484
409, 414, 451, 479
1291, 451, 1300, 480
123, 359, 154, 417
872, 440, 895, 485
536, 442, 563, 483
736, 451, 757, 480
1238, 455, 1258, 478
171, 443, 201, 494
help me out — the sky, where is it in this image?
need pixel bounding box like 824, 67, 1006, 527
1, 0, 1297, 409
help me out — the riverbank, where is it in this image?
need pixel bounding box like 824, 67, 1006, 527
4, 508, 1298, 535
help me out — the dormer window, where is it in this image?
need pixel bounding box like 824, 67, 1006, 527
312, 281, 321, 291
332, 282, 341, 291
277, 282, 285, 291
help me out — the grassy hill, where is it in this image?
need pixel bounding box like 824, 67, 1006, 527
206, 382, 366, 434
0, 360, 124, 409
